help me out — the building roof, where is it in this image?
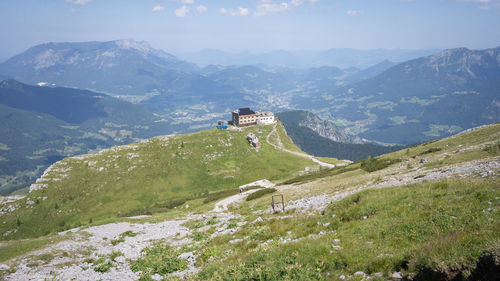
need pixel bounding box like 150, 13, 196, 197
238, 107, 255, 116
256, 111, 274, 117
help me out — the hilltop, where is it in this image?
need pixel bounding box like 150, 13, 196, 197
0, 122, 498, 280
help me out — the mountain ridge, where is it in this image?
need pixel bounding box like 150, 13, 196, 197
0, 39, 198, 95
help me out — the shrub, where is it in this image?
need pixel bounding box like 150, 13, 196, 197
283, 165, 358, 184
130, 242, 187, 277
360, 157, 400, 172
483, 141, 500, 155
203, 186, 262, 203
418, 147, 442, 155
109, 250, 124, 260
203, 189, 239, 204
246, 188, 277, 201
94, 261, 113, 273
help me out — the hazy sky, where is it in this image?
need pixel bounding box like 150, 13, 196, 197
1, 0, 500, 58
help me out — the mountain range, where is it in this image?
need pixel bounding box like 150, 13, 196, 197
301, 47, 500, 144
177, 48, 439, 69
0, 39, 197, 95
1, 41, 496, 146
0, 40, 499, 195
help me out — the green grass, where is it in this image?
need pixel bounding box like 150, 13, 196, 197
316, 157, 346, 165
110, 230, 137, 245
1, 125, 315, 240
131, 242, 187, 279
0, 235, 65, 263
192, 178, 500, 280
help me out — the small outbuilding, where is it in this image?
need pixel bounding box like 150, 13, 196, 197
247, 133, 261, 148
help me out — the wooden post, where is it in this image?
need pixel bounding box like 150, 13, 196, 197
271, 194, 285, 213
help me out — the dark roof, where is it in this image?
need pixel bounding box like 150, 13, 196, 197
238, 107, 255, 115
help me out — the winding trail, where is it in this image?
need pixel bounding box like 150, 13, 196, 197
266, 122, 336, 169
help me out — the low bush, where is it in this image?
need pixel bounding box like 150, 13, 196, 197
483, 141, 500, 155
283, 165, 358, 184
360, 157, 401, 172
246, 188, 277, 201
418, 147, 442, 155
203, 189, 239, 204
94, 261, 113, 273
203, 186, 262, 204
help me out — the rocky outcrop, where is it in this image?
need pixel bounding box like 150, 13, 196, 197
297, 111, 364, 144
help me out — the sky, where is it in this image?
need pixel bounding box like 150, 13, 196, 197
1, 0, 500, 59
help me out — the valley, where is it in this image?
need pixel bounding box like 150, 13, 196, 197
1, 41, 499, 197
1, 1, 499, 280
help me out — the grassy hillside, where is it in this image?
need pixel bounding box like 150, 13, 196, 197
0, 124, 316, 240
0, 123, 498, 281
190, 123, 500, 281
0, 80, 174, 195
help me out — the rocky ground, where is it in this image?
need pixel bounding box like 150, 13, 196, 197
2, 153, 498, 280
2, 211, 243, 281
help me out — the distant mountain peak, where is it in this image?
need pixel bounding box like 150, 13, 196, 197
114, 39, 152, 51
0, 40, 198, 94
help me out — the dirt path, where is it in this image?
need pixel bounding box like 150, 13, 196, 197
266, 123, 336, 169
213, 188, 264, 212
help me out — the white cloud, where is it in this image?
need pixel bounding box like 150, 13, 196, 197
152, 5, 165, 12
254, 0, 318, 16
65, 0, 93, 5
455, 0, 500, 10
182, 0, 194, 4
255, 2, 290, 16
175, 5, 190, 17
220, 7, 249, 16
291, 0, 318, 6
346, 9, 362, 16
197, 5, 208, 13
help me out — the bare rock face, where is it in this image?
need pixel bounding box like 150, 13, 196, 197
277, 110, 364, 144
293, 110, 364, 144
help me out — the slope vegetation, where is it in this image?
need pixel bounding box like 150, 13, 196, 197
0, 123, 498, 281
0, 124, 317, 240
0, 80, 172, 195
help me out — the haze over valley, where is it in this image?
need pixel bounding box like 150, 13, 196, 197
0, 0, 499, 280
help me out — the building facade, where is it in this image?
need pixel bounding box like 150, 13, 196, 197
232, 108, 257, 127
232, 108, 276, 127
256, 111, 275, 125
